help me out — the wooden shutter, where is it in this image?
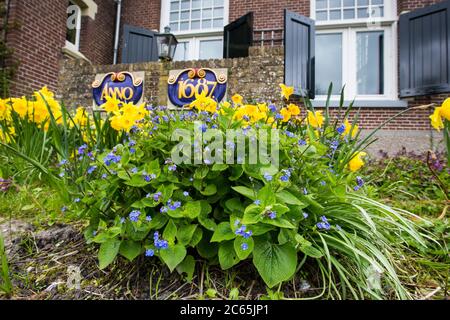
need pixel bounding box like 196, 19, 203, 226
223, 12, 254, 59
399, 1, 450, 97
122, 24, 158, 64
284, 9, 315, 99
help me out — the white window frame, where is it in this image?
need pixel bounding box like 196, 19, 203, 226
311, 0, 399, 102
160, 0, 229, 60
174, 35, 223, 61
65, 3, 82, 52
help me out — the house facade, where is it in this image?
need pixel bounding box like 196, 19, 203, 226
1, 0, 449, 153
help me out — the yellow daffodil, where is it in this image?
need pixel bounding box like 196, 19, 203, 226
189, 91, 217, 113
231, 94, 243, 106
343, 119, 359, 138
0, 99, 11, 121
222, 101, 231, 109
439, 98, 450, 121
287, 103, 300, 116
11, 97, 28, 118
71, 107, 89, 128
348, 152, 367, 172
307, 110, 324, 128
101, 93, 120, 113
280, 84, 294, 101
280, 108, 291, 122
430, 107, 444, 131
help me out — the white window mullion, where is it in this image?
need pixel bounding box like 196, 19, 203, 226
346, 28, 357, 99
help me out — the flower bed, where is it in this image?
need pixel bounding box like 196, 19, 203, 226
0, 85, 447, 299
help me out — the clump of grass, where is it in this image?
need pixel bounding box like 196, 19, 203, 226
0, 233, 13, 297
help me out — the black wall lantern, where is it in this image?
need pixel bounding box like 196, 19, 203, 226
156, 26, 178, 62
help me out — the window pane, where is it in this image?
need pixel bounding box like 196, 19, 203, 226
199, 39, 222, 60
174, 42, 189, 61
213, 7, 224, 18
343, 8, 355, 19
66, 2, 80, 45
180, 10, 190, 20
315, 33, 343, 95
203, 8, 212, 18
181, 0, 190, 10
170, 11, 179, 22
192, 9, 201, 19
344, 0, 355, 6
191, 20, 201, 29
202, 19, 212, 28
357, 7, 369, 18
170, 22, 179, 31
357, 31, 384, 95
213, 18, 223, 28
330, 9, 341, 20
180, 21, 189, 30
330, 0, 342, 8
170, 1, 179, 11
316, 0, 327, 9
203, 0, 213, 8
316, 11, 328, 21
315, 0, 383, 21
170, 0, 223, 32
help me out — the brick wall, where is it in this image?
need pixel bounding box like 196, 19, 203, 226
398, 0, 443, 12
229, 0, 309, 29
6, 0, 67, 97
79, 0, 116, 65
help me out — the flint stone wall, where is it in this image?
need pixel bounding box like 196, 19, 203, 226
57, 46, 285, 109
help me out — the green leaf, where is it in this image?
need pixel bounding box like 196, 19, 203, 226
189, 227, 203, 247
182, 201, 202, 219
212, 163, 228, 171
98, 239, 121, 270
200, 184, 217, 196
177, 224, 198, 246
163, 219, 178, 244
272, 203, 290, 216
119, 240, 141, 262
252, 239, 297, 288
229, 166, 244, 181
224, 198, 246, 213
258, 185, 276, 206
211, 222, 236, 242
232, 186, 257, 200
218, 241, 240, 270
263, 217, 296, 229
147, 213, 169, 229
198, 201, 216, 231
160, 244, 187, 272
234, 236, 254, 260
197, 234, 218, 258
176, 255, 196, 283
242, 204, 262, 225
194, 166, 209, 179
276, 190, 306, 206
299, 244, 324, 259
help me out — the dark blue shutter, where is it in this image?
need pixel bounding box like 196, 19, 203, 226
399, 0, 450, 97
223, 12, 253, 58
122, 24, 158, 64
284, 9, 315, 99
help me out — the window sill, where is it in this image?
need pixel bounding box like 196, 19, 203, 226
311, 99, 408, 108
62, 46, 91, 63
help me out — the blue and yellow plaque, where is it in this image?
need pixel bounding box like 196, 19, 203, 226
92, 71, 144, 106
167, 68, 228, 108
